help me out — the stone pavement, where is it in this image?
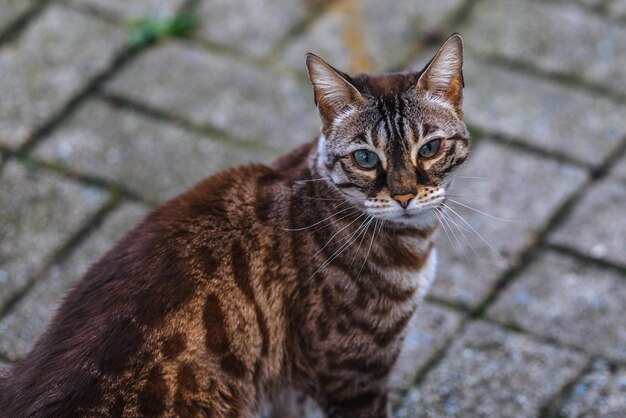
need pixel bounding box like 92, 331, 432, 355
1, 0, 625, 416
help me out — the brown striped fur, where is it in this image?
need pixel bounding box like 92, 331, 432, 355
0, 35, 469, 417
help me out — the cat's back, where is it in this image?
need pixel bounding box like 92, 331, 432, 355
0, 151, 309, 417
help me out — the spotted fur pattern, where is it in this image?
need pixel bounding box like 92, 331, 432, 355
0, 35, 469, 418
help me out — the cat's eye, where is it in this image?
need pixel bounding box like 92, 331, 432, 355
418, 139, 441, 158
353, 149, 379, 169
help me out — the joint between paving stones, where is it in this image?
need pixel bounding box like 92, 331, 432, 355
0, 196, 123, 321
268, 0, 343, 60
479, 54, 626, 106
469, 177, 593, 320
476, 129, 594, 171
538, 357, 597, 418
389, 107, 607, 398
100, 93, 281, 156
0, 0, 52, 48
17, 43, 147, 157
58, 0, 121, 25
591, 134, 626, 179
390, 0, 483, 72
0, 144, 155, 207
547, 243, 626, 278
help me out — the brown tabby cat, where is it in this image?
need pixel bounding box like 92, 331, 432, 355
0, 34, 469, 417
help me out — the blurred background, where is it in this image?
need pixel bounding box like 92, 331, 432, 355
1, 0, 625, 416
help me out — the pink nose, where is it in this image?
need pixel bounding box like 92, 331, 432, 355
392, 193, 415, 209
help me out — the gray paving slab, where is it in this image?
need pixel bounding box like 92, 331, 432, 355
66, 0, 184, 19
0, 5, 127, 148
0, 202, 148, 361
560, 359, 626, 418
463, 0, 626, 95
106, 42, 319, 150
429, 140, 588, 308
196, 0, 310, 57
360, 0, 464, 71
0, 0, 38, 33
389, 303, 464, 393
489, 250, 626, 361
576, 0, 611, 7
610, 0, 626, 17
280, 2, 353, 74
611, 153, 626, 180
396, 321, 587, 418
460, 56, 626, 166
550, 178, 626, 267
0, 161, 109, 310
281, 0, 463, 73
35, 99, 264, 202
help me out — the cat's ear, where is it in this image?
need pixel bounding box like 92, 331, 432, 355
416, 34, 464, 112
306, 53, 364, 126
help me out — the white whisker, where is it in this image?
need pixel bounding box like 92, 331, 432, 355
308, 212, 368, 263
356, 219, 382, 282
311, 215, 371, 278
442, 203, 504, 259
349, 216, 374, 270
280, 203, 352, 231
453, 175, 490, 180
448, 199, 520, 223
293, 177, 332, 184
433, 209, 455, 252
436, 207, 473, 269
438, 207, 478, 257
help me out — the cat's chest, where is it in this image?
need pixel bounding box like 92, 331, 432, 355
375, 234, 438, 298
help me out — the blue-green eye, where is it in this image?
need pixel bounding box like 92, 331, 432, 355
419, 139, 441, 158
353, 149, 379, 169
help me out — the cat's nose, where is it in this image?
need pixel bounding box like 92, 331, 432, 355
392, 193, 415, 209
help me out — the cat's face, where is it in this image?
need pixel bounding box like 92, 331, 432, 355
307, 35, 469, 227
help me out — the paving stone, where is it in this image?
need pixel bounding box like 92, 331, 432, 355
396, 321, 587, 418
196, 0, 311, 57
575, 0, 611, 7
0, 0, 38, 33
460, 56, 626, 166
280, 2, 353, 74
463, 0, 626, 95
67, 0, 185, 19
611, 153, 626, 180
429, 140, 587, 308
35, 99, 263, 202
489, 251, 626, 361
0, 361, 7, 372
390, 303, 464, 391
550, 178, 626, 267
280, 0, 463, 73
106, 42, 319, 150
0, 202, 147, 361
560, 359, 626, 418
0, 161, 109, 310
360, 0, 464, 71
609, 0, 626, 18
0, 5, 127, 148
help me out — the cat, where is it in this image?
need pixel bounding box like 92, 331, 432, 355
0, 34, 469, 418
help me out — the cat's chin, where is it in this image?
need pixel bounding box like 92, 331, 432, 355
371, 208, 439, 229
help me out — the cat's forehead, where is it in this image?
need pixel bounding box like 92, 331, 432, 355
350, 71, 421, 96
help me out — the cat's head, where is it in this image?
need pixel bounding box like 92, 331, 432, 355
306, 34, 469, 227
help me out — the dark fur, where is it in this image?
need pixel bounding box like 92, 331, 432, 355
0, 35, 468, 418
